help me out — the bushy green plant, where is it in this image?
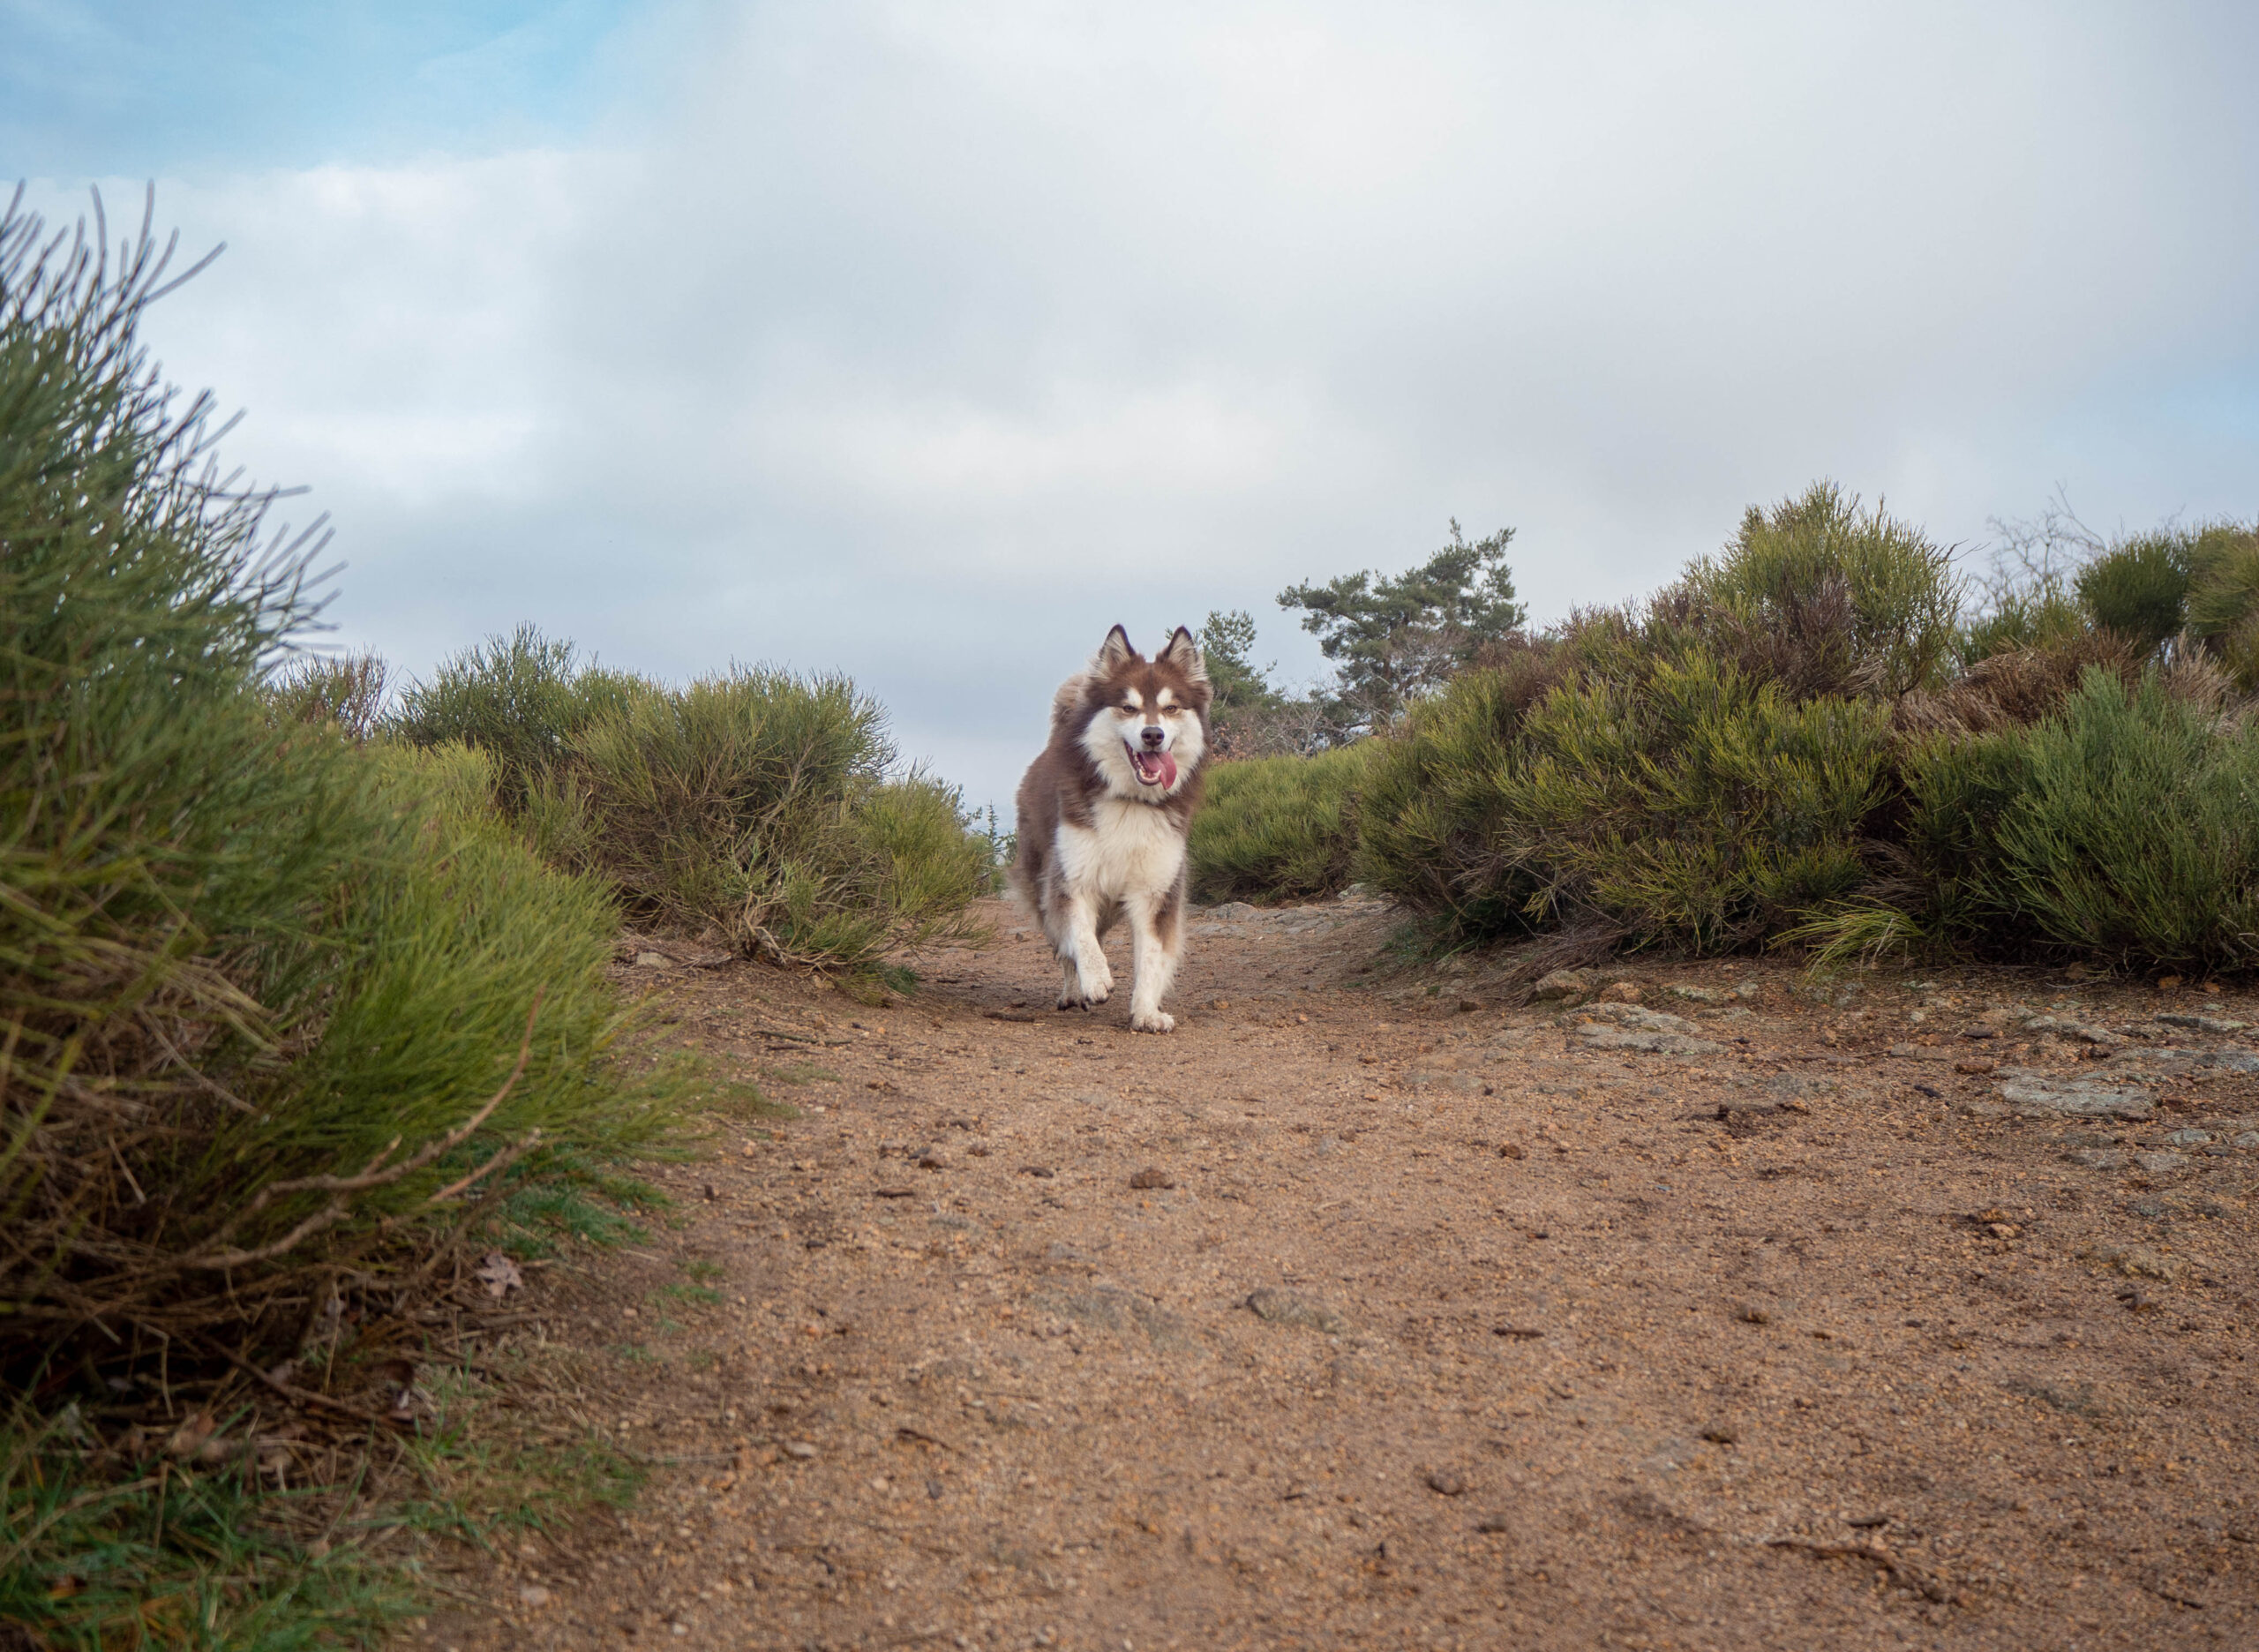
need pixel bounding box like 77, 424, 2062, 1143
1189, 745, 1372, 904
1957, 582, 2089, 665
570, 669, 987, 979
1683, 481, 1960, 698
2074, 532, 2193, 656
1362, 617, 1895, 950
1909, 671, 2259, 970
0, 192, 679, 1378
1505, 646, 1895, 950
265, 650, 390, 739
1356, 644, 1565, 935
387, 625, 650, 810
2186, 522, 2259, 690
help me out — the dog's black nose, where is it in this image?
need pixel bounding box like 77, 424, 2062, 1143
1140, 725, 1166, 748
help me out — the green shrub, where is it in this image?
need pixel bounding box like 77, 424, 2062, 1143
1505, 646, 1895, 950
1957, 582, 2089, 665
1356, 643, 1566, 935
2186, 522, 2259, 690
387, 625, 650, 811
1361, 620, 1895, 950
1683, 481, 1960, 698
266, 650, 390, 739
570, 669, 987, 979
1343, 484, 2259, 973
1190, 745, 1372, 904
1909, 670, 2259, 970
0, 195, 679, 1379
2075, 532, 2193, 656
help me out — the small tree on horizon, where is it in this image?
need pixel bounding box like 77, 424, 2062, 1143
1278, 521, 1525, 735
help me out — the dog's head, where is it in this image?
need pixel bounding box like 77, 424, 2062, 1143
1066, 624, 1211, 800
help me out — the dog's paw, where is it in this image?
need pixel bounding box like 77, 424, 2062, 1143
1130, 1009, 1176, 1033
1059, 973, 1114, 1010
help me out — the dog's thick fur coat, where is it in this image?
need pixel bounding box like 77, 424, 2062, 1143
1009, 625, 1211, 1032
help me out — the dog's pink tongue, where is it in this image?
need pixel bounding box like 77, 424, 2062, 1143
1131, 748, 1177, 787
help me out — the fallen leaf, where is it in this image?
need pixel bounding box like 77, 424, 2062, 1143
165, 1412, 219, 1461
476, 1250, 523, 1301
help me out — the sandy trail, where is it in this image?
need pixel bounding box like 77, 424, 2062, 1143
419, 895, 2259, 1651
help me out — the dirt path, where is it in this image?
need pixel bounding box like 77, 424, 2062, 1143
417, 896, 2259, 1651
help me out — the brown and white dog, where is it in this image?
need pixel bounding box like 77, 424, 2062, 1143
1009, 624, 1211, 1032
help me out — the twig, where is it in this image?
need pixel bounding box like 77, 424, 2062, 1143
423, 1130, 542, 1205
1766, 1537, 1950, 1603
175, 990, 544, 1273
138, 1011, 257, 1115
893, 1425, 957, 1453
208, 1344, 404, 1431
109, 1132, 147, 1205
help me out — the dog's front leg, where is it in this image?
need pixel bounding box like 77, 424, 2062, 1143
1054, 890, 1114, 1010
1125, 886, 1183, 1032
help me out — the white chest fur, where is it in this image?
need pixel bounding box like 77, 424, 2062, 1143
1054, 798, 1187, 902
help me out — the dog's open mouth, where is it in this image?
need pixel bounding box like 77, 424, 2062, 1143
1127, 744, 1177, 789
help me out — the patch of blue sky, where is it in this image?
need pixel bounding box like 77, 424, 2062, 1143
2157, 374, 2259, 445
2, 0, 662, 181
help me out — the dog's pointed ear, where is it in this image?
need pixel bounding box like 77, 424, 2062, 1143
1159, 625, 1206, 682
1093, 624, 1136, 672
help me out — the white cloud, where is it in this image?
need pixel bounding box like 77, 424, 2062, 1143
29, 0, 2259, 810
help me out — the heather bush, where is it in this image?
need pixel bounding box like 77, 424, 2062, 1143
2075, 532, 2194, 656
0, 196, 679, 1386
387, 624, 650, 809
1356, 642, 1566, 935
266, 649, 390, 738
2186, 522, 2259, 690
1189, 744, 1372, 905
569, 668, 988, 980
1902, 670, 2259, 969
1683, 482, 1959, 698
1504, 645, 1895, 950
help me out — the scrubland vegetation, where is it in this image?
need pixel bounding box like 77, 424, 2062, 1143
387, 628, 989, 988
0, 195, 987, 1644
1189, 745, 1373, 904
1197, 485, 2259, 978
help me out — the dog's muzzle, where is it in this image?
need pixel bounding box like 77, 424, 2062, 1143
1126, 738, 1176, 788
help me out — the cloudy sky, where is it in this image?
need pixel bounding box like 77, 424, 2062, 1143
10, 1, 2257, 809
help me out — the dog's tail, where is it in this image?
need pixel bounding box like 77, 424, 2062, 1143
1047, 671, 1090, 737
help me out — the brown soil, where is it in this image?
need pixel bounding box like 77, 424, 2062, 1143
416, 896, 2259, 1651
